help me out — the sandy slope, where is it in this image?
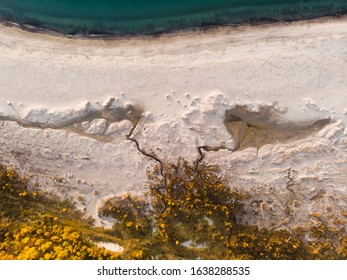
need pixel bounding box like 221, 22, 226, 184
0, 18, 347, 228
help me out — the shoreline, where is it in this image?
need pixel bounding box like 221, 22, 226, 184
1, 13, 347, 43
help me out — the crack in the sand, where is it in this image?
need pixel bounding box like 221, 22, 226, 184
193, 144, 238, 244
285, 168, 297, 195
126, 120, 168, 213
194, 145, 235, 178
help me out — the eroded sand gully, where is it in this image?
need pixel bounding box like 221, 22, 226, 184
225, 104, 332, 150
1, 18, 347, 228
0, 100, 143, 142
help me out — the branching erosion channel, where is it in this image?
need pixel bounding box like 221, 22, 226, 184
126, 119, 168, 213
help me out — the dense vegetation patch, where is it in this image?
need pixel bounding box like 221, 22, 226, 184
1, 162, 347, 259
100, 161, 347, 260
100, 162, 243, 259
0, 165, 120, 260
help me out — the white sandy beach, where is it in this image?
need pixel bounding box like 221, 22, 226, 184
0, 17, 347, 228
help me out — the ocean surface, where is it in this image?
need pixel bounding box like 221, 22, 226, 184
0, 0, 346, 35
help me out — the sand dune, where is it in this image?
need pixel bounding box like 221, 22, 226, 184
0, 17, 347, 227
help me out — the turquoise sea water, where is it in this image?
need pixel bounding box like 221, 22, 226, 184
0, 1, 346, 35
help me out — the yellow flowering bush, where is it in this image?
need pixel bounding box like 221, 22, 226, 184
0, 164, 120, 260
0, 216, 117, 260
228, 225, 308, 259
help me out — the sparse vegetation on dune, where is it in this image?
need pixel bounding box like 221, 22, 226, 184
100, 162, 244, 259
1, 162, 347, 260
